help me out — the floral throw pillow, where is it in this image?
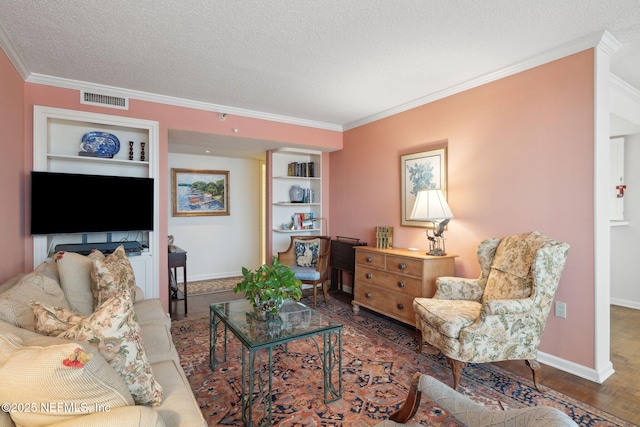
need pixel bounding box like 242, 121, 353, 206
56, 290, 163, 406
294, 239, 320, 267
90, 245, 137, 309
31, 301, 84, 336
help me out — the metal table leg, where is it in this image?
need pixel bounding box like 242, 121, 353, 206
209, 310, 227, 369
322, 329, 343, 403
242, 347, 274, 427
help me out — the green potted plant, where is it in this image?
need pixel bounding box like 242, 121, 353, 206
233, 257, 303, 315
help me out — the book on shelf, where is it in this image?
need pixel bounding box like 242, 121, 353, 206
292, 212, 317, 230
375, 226, 393, 249
303, 188, 315, 203
287, 161, 315, 178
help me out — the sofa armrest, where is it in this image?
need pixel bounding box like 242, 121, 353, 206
48, 405, 165, 427
434, 277, 484, 302
135, 286, 145, 301
0, 410, 15, 427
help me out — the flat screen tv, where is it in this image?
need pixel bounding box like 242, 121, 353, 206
30, 171, 154, 235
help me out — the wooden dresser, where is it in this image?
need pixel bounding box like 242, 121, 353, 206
352, 247, 456, 326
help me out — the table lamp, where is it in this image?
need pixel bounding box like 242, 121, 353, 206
409, 189, 453, 256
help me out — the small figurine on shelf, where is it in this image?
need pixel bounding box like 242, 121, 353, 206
129, 141, 134, 160
140, 142, 146, 162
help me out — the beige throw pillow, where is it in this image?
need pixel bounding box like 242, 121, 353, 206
91, 245, 136, 309
0, 332, 133, 427
56, 290, 163, 406
55, 250, 105, 316
0, 272, 70, 331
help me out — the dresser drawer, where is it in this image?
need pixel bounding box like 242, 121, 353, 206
354, 282, 416, 325
385, 255, 423, 277
356, 251, 385, 269
355, 267, 423, 296
352, 247, 456, 327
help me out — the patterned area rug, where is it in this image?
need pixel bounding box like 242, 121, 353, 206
177, 276, 242, 296
171, 296, 633, 426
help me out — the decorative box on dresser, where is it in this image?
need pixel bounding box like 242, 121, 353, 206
352, 247, 456, 326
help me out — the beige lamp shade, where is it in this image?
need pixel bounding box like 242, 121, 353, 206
409, 189, 453, 221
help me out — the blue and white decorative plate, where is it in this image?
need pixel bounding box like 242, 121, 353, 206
80, 132, 120, 157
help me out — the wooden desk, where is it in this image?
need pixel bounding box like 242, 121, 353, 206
168, 246, 187, 317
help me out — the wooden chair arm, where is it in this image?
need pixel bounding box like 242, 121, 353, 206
389, 372, 422, 423
316, 252, 330, 276
277, 249, 296, 265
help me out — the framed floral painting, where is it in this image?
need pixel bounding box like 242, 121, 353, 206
172, 168, 229, 216
400, 147, 447, 227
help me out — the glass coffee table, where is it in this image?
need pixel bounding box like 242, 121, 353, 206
210, 299, 342, 427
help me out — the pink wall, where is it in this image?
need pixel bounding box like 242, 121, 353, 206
0, 48, 26, 279
7, 71, 341, 310
330, 50, 596, 367
1, 44, 597, 367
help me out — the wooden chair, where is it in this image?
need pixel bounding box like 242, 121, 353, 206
278, 235, 331, 309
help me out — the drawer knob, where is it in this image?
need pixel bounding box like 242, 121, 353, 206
365, 292, 372, 299
397, 281, 405, 288
366, 257, 373, 263
398, 262, 406, 270
397, 303, 404, 310
366, 273, 372, 279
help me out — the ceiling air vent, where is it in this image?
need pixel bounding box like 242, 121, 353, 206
80, 91, 129, 110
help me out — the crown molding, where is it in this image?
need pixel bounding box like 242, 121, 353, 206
343, 31, 612, 131
597, 30, 623, 56
0, 23, 29, 80
5, 27, 632, 134
610, 73, 640, 104
24, 73, 343, 132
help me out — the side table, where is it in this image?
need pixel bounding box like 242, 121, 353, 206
329, 236, 367, 294
168, 246, 187, 317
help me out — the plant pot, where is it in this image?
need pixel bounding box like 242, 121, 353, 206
254, 295, 284, 316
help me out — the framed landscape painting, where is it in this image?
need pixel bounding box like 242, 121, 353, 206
172, 168, 229, 217
400, 146, 447, 227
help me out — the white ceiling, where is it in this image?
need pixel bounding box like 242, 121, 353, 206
2, 1, 640, 157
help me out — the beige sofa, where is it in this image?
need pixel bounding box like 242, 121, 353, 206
0, 251, 206, 427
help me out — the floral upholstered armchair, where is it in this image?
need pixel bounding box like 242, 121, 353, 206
413, 231, 570, 391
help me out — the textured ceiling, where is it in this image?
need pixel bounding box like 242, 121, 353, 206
1, 1, 640, 133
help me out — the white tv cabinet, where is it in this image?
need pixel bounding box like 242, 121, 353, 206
32, 106, 160, 299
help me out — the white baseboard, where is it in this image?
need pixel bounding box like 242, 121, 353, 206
610, 297, 640, 310
537, 351, 615, 384
176, 272, 242, 284
341, 284, 353, 294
